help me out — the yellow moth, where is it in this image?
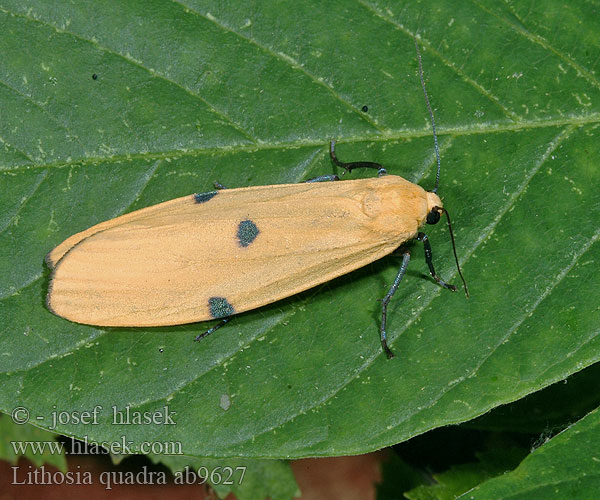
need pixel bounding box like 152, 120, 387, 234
45, 42, 467, 358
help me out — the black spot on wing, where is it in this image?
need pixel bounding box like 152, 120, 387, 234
209, 297, 234, 319
194, 191, 218, 203
237, 219, 259, 247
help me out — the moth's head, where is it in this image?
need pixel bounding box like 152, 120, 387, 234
425, 191, 443, 225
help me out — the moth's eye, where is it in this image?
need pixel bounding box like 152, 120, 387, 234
426, 210, 441, 225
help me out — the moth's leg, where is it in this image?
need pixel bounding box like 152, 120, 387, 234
380, 249, 411, 359
305, 140, 386, 182
304, 174, 340, 183
194, 182, 227, 202
194, 318, 232, 342
417, 232, 457, 292
330, 139, 387, 177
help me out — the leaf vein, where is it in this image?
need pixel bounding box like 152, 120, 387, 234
0, 7, 259, 145
171, 0, 387, 134
3, 114, 599, 174
474, 0, 600, 90
0, 78, 86, 150
0, 169, 48, 236
0, 135, 36, 163
357, 0, 521, 121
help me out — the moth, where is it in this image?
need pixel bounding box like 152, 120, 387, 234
46, 41, 468, 358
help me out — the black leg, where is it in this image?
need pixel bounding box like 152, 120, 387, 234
380, 250, 411, 359
417, 232, 457, 292
304, 174, 340, 183
330, 140, 387, 177
303, 140, 389, 183
194, 318, 232, 342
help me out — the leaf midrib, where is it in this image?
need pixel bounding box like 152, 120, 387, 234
2, 113, 599, 174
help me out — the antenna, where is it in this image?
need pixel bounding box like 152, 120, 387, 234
442, 208, 470, 297
415, 39, 468, 297
415, 39, 441, 193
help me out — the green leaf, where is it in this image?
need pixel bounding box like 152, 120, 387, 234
147, 455, 299, 500
459, 407, 600, 499
1, 0, 599, 466
0, 415, 67, 471
376, 454, 426, 500
469, 361, 600, 434
404, 435, 528, 500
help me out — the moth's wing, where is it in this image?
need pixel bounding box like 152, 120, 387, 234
47, 178, 421, 327
45, 194, 202, 268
